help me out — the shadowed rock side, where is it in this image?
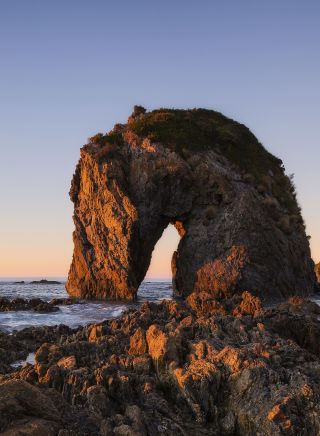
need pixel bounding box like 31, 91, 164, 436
67, 107, 315, 301
315, 263, 320, 283
2, 294, 320, 435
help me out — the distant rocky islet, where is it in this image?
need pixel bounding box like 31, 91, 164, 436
13, 279, 61, 285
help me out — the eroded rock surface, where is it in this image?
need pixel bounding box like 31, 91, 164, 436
315, 262, 320, 282
0, 324, 75, 374
67, 107, 315, 300
1, 294, 320, 435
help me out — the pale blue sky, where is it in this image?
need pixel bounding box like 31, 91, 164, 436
0, 1, 319, 277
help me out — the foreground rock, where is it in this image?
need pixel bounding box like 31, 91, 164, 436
0, 380, 62, 435
0, 324, 76, 374
1, 293, 320, 434
67, 107, 315, 300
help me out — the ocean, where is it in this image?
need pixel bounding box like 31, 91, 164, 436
0, 280, 172, 333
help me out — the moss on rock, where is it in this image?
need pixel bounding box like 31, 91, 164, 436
128, 108, 299, 214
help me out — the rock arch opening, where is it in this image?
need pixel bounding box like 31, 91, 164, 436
137, 223, 180, 299
145, 223, 180, 281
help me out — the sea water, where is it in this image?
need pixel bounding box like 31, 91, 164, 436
0, 280, 172, 333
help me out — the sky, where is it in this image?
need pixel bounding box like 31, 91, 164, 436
0, 0, 319, 279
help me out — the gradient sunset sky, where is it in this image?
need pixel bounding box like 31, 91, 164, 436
0, 1, 319, 279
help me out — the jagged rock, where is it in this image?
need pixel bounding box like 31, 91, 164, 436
0, 324, 76, 375
145, 324, 180, 368
0, 297, 59, 313
0, 297, 80, 313
2, 295, 320, 434
128, 328, 148, 356
186, 291, 227, 317
66, 107, 315, 301
57, 356, 77, 370
232, 290, 263, 318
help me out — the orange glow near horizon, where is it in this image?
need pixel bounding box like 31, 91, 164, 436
0, 213, 73, 278
0, 244, 71, 278
145, 224, 180, 279
0, 223, 180, 280
0, 218, 319, 279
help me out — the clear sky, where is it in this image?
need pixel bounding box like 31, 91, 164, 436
0, 0, 319, 279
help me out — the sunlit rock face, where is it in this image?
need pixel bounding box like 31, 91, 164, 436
66, 107, 316, 300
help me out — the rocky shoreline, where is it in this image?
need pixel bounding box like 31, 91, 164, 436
1, 107, 318, 434
1, 291, 320, 435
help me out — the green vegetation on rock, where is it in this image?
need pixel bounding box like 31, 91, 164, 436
129, 108, 299, 214
89, 107, 300, 215
130, 108, 280, 176
89, 131, 124, 148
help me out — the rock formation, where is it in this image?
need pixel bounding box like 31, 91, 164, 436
2, 294, 320, 434
67, 107, 316, 301
0, 297, 80, 313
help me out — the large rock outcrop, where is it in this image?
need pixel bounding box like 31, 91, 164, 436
66, 107, 315, 301
3, 294, 320, 435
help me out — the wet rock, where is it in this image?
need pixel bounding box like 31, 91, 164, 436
0, 324, 77, 375
34, 302, 60, 313
0, 332, 29, 373
49, 298, 81, 306
0, 297, 59, 313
